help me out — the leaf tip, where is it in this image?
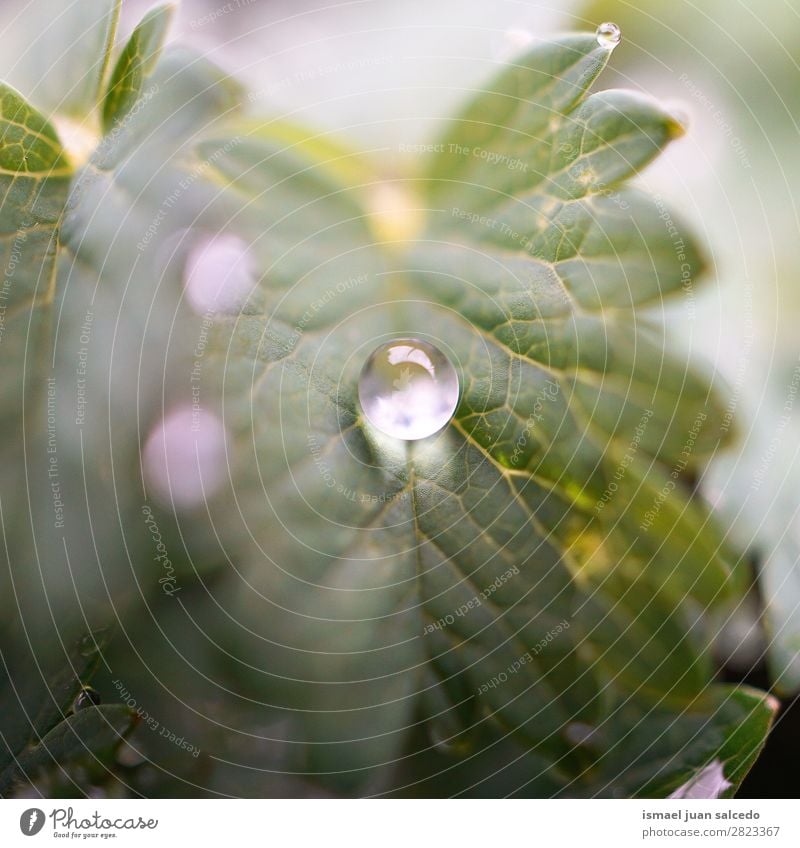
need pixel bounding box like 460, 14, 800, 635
666, 110, 690, 140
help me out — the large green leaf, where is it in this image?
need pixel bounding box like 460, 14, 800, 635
102, 4, 174, 133
0, 30, 246, 620
594, 685, 779, 799
0, 8, 246, 793
0, 82, 73, 628
156, 33, 756, 792
0, 10, 772, 797
8, 705, 132, 781
0, 82, 71, 424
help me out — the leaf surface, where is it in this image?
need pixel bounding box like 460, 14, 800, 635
173, 34, 755, 791
102, 4, 174, 133
0, 19, 773, 797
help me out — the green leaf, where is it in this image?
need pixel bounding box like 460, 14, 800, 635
573, 571, 715, 708
0, 82, 77, 683
102, 4, 174, 133
8, 705, 133, 782
614, 685, 779, 799
426, 34, 614, 207
0, 629, 116, 794
155, 33, 753, 793
0, 86, 70, 174
0, 34, 247, 611
0, 83, 71, 387
0, 15, 770, 798
711, 687, 779, 797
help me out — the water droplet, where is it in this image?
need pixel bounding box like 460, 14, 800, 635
184, 233, 255, 315
595, 21, 621, 49
358, 339, 459, 440
73, 686, 101, 711
143, 407, 227, 508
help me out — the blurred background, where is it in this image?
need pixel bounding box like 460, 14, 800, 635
1, 0, 798, 797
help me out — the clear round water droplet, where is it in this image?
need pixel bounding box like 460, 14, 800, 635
596, 21, 621, 49
358, 338, 459, 440
73, 686, 101, 711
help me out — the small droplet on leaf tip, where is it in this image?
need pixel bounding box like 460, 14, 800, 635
596, 22, 622, 50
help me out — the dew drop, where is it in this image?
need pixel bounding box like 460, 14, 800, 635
358, 338, 459, 441
595, 21, 621, 49
73, 686, 101, 711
